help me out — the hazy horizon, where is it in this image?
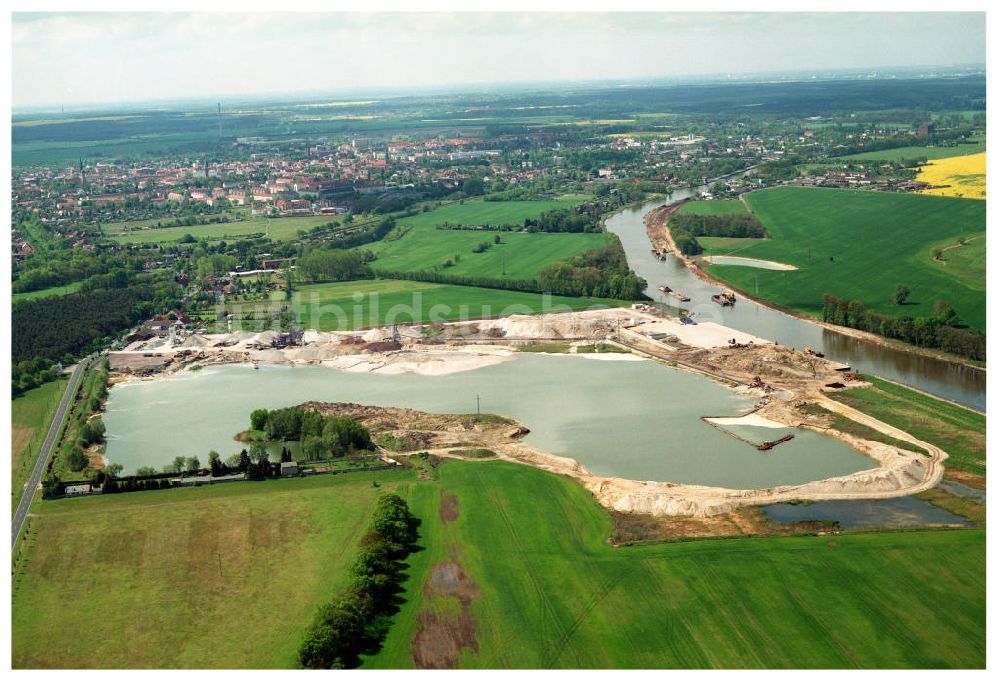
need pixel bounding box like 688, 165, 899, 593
11, 12, 986, 110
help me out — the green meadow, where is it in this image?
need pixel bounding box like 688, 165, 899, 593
831, 376, 986, 480
103, 214, 341, 245
12, 281, 84, 304
12, 460, 985, 668
701, 187, 986, 331
675, 198, 750, 217
838, 140, 986, 163
291, 279, 624, 330
364, 197, 607, 279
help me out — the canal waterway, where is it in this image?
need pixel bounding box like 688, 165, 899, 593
604, 191, 985, 410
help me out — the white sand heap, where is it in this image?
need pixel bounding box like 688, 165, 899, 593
626, 317, 770, 349
477, 308, 632, 339
322, 347, 514, 376
704, 414, 787, 428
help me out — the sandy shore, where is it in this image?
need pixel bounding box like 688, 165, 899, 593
702, 255, 798, 271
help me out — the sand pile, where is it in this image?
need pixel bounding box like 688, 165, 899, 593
321, 347, 513, 376
481, 311, 621, 339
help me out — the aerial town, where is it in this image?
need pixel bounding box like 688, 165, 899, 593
8, 9, 989, 674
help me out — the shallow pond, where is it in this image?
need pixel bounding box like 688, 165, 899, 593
703, 256, 795, 270
103, 354, 874, 488
762, 497, 971, 529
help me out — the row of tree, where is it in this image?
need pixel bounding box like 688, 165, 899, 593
821, 293, 985, 361
299, 493, 419, 669
323, 217, 397, 250
61, 360, 110, 472
297, 250, 373, 282
669, 211, 767, 256
523, 207, 602, 233
250, 407, 374, 457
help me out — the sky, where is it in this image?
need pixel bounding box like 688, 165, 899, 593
10, 12, 987, 109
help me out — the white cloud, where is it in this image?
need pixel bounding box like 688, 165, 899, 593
11, 12, 986, 108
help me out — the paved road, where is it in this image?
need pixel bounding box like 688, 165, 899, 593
11, 355, 93, 549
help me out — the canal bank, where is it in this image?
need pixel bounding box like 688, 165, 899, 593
603, 193, 985, 410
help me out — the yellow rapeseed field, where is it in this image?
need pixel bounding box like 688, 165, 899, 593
918, 152, 986, 199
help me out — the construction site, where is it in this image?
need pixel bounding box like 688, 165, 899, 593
104, 304, 948, 517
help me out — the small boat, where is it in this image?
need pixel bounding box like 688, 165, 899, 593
659, 285, 690, 302
757, 434, 794, 451
712, 291, 736, 306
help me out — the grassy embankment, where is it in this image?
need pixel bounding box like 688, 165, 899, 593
46, 360, 110, 482
290, 279, 627, 331
362, 196, 607, 280
697, 187, 985, 331
829, 376, 986, 483
12, 460, 985, 669
11, 379, 68, 512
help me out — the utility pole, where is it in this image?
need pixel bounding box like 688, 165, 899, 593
476, 394, 480, 420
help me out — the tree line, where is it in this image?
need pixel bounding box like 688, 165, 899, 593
323, 217, 397, 250
523, 207, 602, 233
821, 293, 985, 361
299, 493, 419, 669
669, 212, 767, 256
298, 250, 373, 282
372, 268, 542, 294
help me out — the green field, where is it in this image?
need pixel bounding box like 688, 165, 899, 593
364, 198, 606, 279
11, 469, 417, 668
12, 281, 84, 303
695, 236, 762, 253
292, 279, 625, 330
702, 187, 986, 331
675, 199, 750, 217
104, 214, 341, 245
11, 379, 68, 512
12, 460, 985, 668
831, 376, 986, 480
838, 140, 986, 163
